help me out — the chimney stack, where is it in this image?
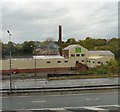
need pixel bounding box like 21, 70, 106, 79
58, 25, 62, 56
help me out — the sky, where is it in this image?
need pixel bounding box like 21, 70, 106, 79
0, 0, 119, 43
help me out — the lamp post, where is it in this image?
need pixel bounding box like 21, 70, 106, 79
31, 44, 37, 81
7, 30, 12, 94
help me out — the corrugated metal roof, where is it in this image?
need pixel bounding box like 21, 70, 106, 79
63, 44, 80, 50
88, 50, 114, 56
33, 55, 64, 59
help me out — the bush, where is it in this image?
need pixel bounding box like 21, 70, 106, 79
79, 70, 95, 75
79, 72, 88, 75
79, 67, 108, 75
107, 59, 118, 74
95, 68, 108, 74
79, 59, 118, 75
87, 70, 95, 75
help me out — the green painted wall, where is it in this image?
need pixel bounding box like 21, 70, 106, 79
75, 47, 81, 53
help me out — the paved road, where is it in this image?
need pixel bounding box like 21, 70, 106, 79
1, 78, 119, 89
1, 90, 119, 111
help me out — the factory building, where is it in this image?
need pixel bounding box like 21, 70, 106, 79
0, 25, 114, 74
1, 44, 114, 74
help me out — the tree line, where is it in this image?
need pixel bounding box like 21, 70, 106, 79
1, 37, 120, 59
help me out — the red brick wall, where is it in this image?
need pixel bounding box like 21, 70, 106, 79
1, 67, 72, 75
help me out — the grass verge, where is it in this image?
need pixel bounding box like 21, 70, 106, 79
48, 74, 119, 80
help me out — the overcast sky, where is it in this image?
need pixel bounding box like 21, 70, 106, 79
1, 0, 118, 43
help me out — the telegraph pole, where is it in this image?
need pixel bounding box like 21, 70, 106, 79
34, 42, 37, 81
34, 55, 37, 81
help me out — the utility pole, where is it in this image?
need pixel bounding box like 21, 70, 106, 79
34, 42, 37, 81
34, 55, 37, 81
7, 30, 12, 94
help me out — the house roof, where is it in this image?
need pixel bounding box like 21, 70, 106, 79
63, 44, 80, 50
87, 56, 103, 59
33, 55, 64, 59
88, 50, 114, 56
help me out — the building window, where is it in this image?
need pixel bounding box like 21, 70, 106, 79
47, 61, 50, 63
98, 62, 101, 64
82, 60, 84, 62
76, 61, 79, 63
71, 54, 75, 57
93, 61, 95, 63
76, 54, 80, 57
81, 54, 85, 57
57, 61, 61, 63
64, 60, 68, 63
89, 61, 90, 63
106, 61, 108, 63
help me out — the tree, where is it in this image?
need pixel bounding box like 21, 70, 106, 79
0, 41, 2, 59
79, 37, 95, 50
107, 59, 118, 74
22, 41, 35, 55
66, 38, 77, 45
94, 39, 107, 46
107, 38, 119, 58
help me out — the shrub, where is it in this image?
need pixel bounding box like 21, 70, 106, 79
95, 68, 108, 74
107, 59, 118, 74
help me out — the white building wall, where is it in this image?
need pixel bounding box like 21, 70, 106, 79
1, 58, 76, 70
86, 56, 114, 68
68, 45, 88, 65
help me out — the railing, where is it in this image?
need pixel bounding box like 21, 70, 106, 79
1, 84, 120, 94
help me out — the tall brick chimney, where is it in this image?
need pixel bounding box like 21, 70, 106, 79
58, 25, 62, 56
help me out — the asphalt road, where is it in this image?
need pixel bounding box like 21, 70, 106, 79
1, 90, 119, 111
1, 78, 119, 89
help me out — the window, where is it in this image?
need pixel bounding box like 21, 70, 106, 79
82, 60, 84, 62
93, 61, 95, 63
76, 54, 80, 57
76, 61, 79, 63
64, 60, 68, 63
57, 61, 61, 63
89, 61, 90, 63
71, 54, 75, 57
98, 62, 101, 64
81, 54, 85, 57
106, 61, 108, 63
47, 61, 50, 63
